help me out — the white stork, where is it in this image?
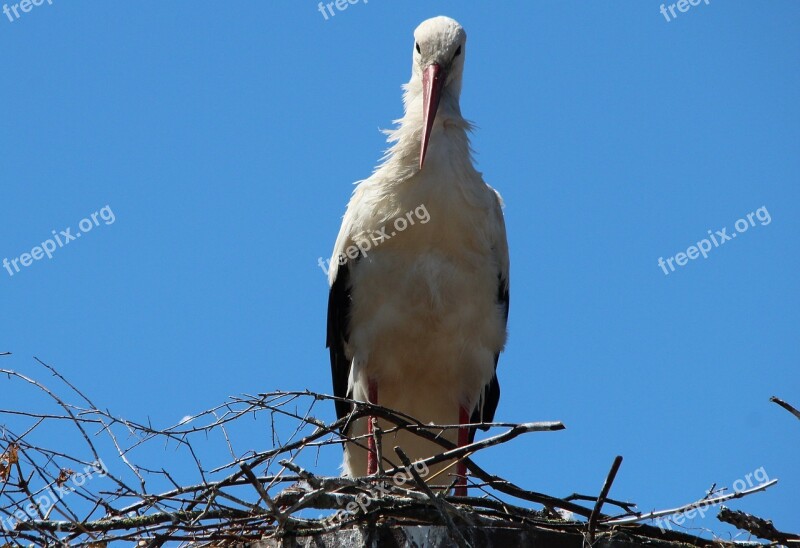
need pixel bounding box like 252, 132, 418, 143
326, 16, 509, 495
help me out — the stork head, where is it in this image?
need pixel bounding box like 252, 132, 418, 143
412, 16, 467, 169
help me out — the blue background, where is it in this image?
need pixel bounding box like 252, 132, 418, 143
1, 0, 797, 540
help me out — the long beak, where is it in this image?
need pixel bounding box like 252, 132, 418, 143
420, 63, 446, 169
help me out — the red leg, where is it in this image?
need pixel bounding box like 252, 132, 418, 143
455, 406, 469, 496
366, 380, 378, 475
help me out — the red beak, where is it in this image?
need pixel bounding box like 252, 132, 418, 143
420, 63, 446, 169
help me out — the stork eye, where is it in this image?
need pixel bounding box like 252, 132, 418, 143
454, 45, 462, 58
415, 42, 421, 54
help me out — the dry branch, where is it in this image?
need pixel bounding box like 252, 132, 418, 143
0, 359, 794, 547
718, 507, 800, 544
394, 446, 471, 548
588, 455, 623, 542
770, 396, 800, 422
603, 479, 778, 526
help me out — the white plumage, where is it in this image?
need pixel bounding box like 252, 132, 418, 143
327, 16, 509, 490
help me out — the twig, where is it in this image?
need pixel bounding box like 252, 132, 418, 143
770, 396, 800, 422
239, 461, 285, 527
588, 455, 623, 542
394, 446, 472, 548
372, 418, 385, 475
378, 422, 593, 518
564, 492, 636, 513
718, 506, 800, 543
11, 508, 253, 532
604, 479, 779, 525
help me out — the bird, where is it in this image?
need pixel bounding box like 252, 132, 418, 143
326, 16, 509, 496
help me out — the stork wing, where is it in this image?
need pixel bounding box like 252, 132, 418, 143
469, 189, 509, 442
327, 196, 362, 428
327, 256, 353, 426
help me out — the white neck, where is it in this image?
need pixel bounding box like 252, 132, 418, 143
375, 76, 475, 184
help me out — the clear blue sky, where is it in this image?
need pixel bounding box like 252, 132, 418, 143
1, 0, 798, 540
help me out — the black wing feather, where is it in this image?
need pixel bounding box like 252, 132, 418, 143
326, 260, 353, 425
468, 273, 509, 443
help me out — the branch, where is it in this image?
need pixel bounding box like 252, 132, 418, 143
11, 508, 253, 533
239, 461, 284, 526
717, 507, 800, 543
588, 455, 623, 541
0, 362, 787, 547
604, 479, 778, 525
770, 396, 800, 422
394, 446, 472, 548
